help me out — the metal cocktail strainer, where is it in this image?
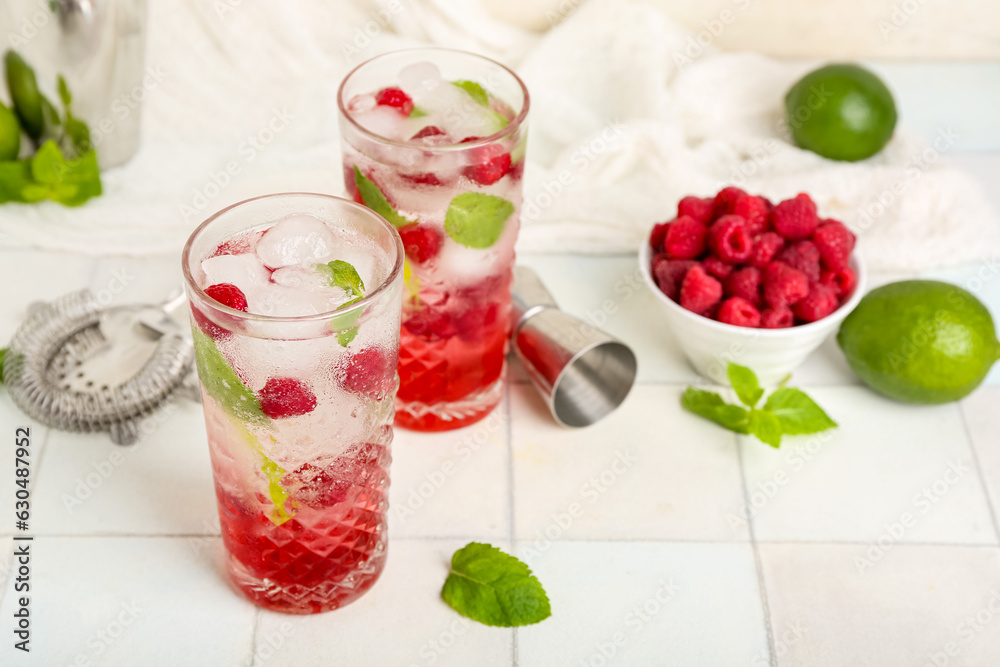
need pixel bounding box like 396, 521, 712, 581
3, 289, 196, 445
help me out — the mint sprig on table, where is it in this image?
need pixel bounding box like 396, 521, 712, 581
682, 363, 837, 447
0, 50, 101, 207
442, 542, 551, 627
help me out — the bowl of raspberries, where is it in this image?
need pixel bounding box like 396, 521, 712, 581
639, 187, 866, 384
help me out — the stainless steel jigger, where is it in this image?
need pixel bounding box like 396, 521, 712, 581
3, 289, 196, 445
511, 267, 638, 427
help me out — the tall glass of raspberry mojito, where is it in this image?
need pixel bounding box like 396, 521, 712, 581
182, 193, 404, 614
337, 48, 529, 431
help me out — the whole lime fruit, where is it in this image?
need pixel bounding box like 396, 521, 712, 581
0, 101, 20, 160
785, 63, 897, 162
837, 280, 999, 404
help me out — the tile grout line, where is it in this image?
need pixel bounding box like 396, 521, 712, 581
504, 377, 519, 667
247, 607, 261, 667
958, 401, 1000, 544
736, 436, 778, 667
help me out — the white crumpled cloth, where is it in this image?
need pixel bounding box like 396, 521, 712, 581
0, 0, 996, 272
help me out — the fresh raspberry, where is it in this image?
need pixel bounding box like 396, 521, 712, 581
192, 283, 248, 338
664, 216, 707, 259
411, 125, 446, 140
708, 215, 754, 263
403, 307, 456, 341
772, 193, 819, 240
205, 283, 249, 311
677, 196, 715, 224
820, 266, 857, 298
748, 232, 785, 268
724, 267, 762, 305
283, 463, 350, 508
680, 265, 723, 315
794, 284, 840, 323
460, 137, 511, 185
761, 306, 795, 329
703, 256, 734, 280
813, 219, 856, 270
649, 221, 670, 253
733, 195, 770, 235
713, 186, 747, 218
763, 261, 810, 309
778, 240, 822, 282
652, 256, 697, 301
258, 377, 318, 419
338, 347, 397, 400
717, 297, 762, 328
375, 86, 414, 115
398, 224, 442, 264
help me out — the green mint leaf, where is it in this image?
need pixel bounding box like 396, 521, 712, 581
233, 422, 292, 525
727, 363, 764, 408
442, 542, 551, 627
452, 80, 489, 107
748, 409, 783, 448
320, 260, 365, 299
680, 388, 750, 434
444, 192, 513, 249
51, 149, 101, 206
487, 109, 510, 133
762, 388, 837, 435
330, 295, 364, 347
191, 327, 267, 424
0, 347, 6, 384
354, 165, 412, 228
258, 448, 292, 525
30, 140, 65, 185
409, 106, 427, 118
0, 160, 36, 203
57, 75, 71, 107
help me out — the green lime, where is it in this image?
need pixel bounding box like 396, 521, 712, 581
785, 63, 897, 162
0, 101, 20, 160
837, 281, 1000, 404
5, 50, 44, 141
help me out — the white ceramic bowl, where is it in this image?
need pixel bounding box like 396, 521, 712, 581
639, 242, 867, 386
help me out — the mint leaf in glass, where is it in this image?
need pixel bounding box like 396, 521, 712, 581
442, 542, 551, 627
681, 388, 750, 434
354, 165, 412, 228
320, 259, 365, 299
444, 192, 513, 249
762, 387, 838, 435
191, 328, 266, 424
728, 363, 763, 408
452, 79, 489, 107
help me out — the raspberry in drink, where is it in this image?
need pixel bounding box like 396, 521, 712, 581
182, 194, 404, 614
338, 49, 529, 431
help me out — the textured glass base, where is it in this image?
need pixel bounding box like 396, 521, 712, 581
394, 372, 505, 432
226, 544, 386, 615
